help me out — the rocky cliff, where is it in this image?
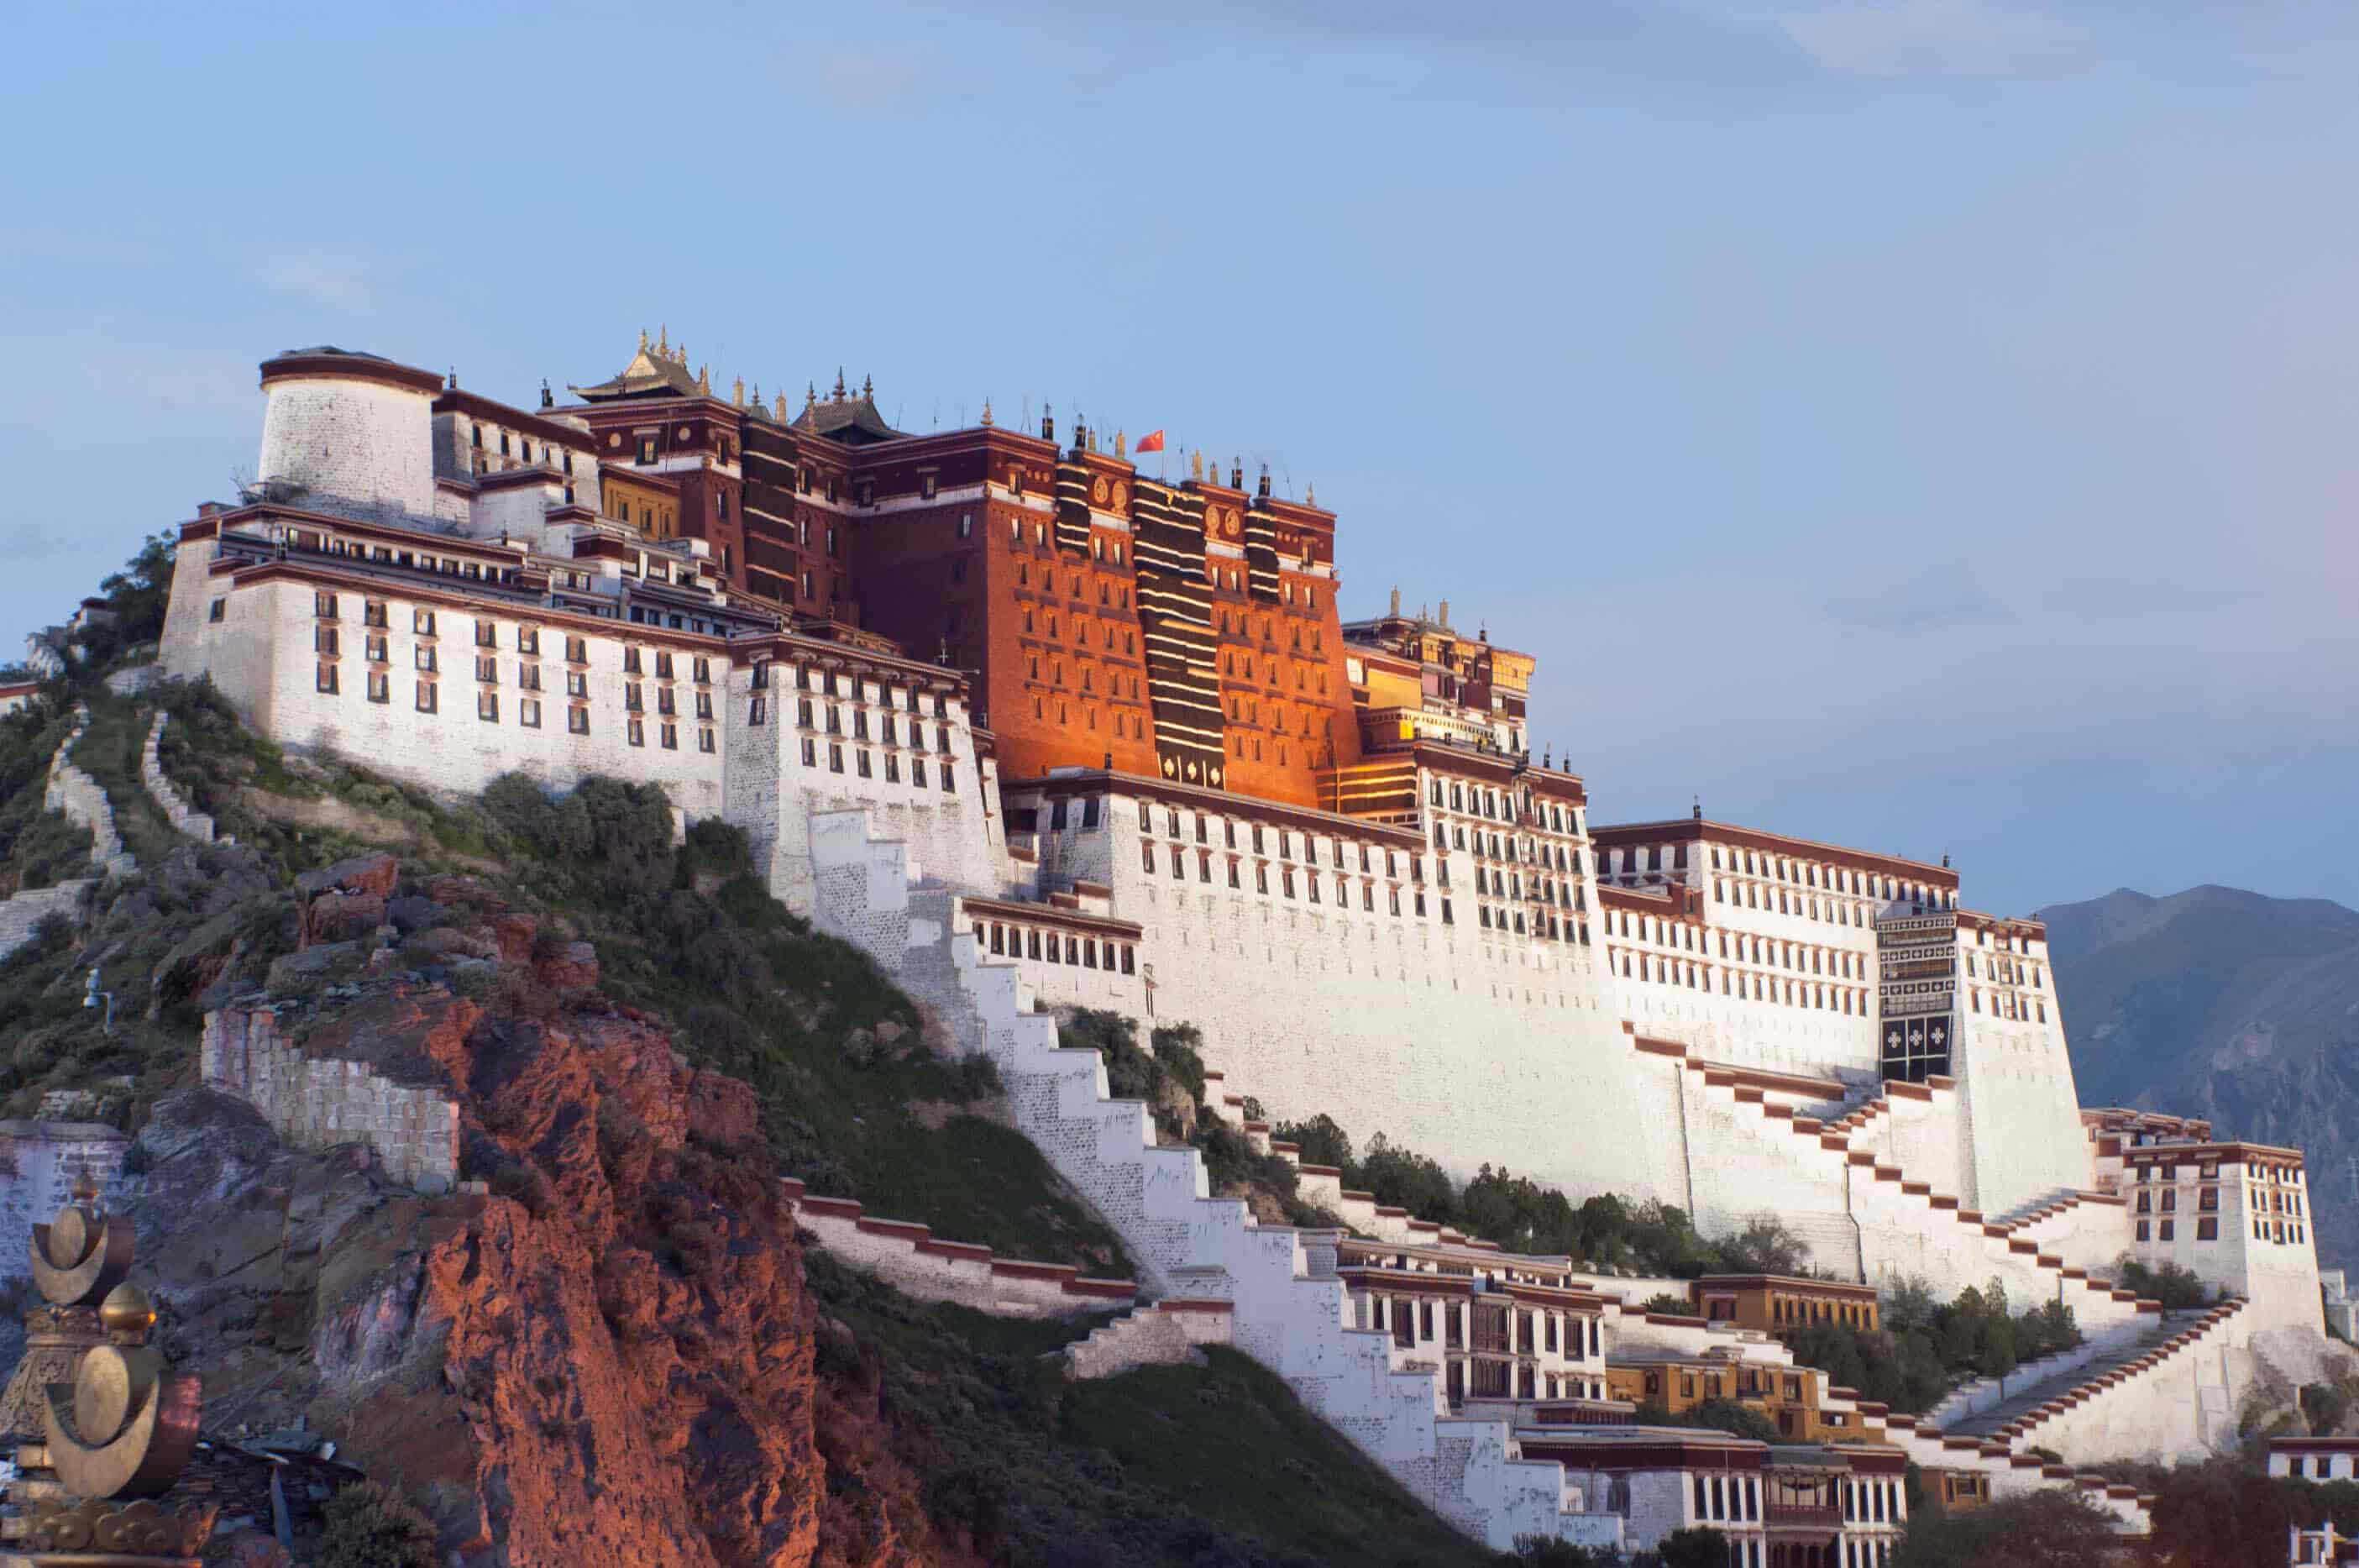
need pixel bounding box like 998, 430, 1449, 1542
114, 857, 947, 1567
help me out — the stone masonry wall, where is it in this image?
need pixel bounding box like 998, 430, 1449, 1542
0, 1120, 128, 1282
199, 1006, 458, 1194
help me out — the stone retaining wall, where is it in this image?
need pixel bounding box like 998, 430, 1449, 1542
139, 712, 215, 842
0, 879, 91, 964
199, 1006, 458, 1194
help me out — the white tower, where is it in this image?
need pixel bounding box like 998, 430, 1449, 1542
255, 347, 441, 524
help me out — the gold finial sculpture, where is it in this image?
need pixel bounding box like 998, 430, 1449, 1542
1306, 481, 1315, 506
43, 1281, 199, 1502
732, 375, 745, 406
638, 327, 649, 354
1114, 429, 1126, 459
698, 364, 712, 395
806, 383, 819, 412
658, 324, 669, 356
980, 396, 993, 427
31, 1170, 133, 1308
1, 1174, 214, 1561
776, 390, 789, 421
1191, 448, 1203, 481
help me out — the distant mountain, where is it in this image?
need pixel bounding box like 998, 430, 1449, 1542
2039, 884, 2359, 1270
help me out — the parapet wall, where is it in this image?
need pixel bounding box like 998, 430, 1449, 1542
199, 1006, 458, 1194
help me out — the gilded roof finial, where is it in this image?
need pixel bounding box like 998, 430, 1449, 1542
834, 368, 847, 401
1306, 480, 1316, 506
658, 324, 669, 356
732, 375, 746, 407
862, 373, 873, 400
698, 363, 711, 395
980, 396, 994, 427
807, 382, 818, 412
1190, 448, 1203, 481
777, 389, 790, 420
1114, 428, 1127, 458
638, 327, 649, 354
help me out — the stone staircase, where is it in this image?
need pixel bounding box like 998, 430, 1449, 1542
1955, 1298, 2246, 1457
1661, 1041, 2157, 1345
47, 705, 134, 878
806, 809, 1607, 1550
139, 711, 216, 842
1065, 1299, 1235, 1378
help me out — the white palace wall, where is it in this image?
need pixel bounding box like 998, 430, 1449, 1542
1022, 787, 1688, 1208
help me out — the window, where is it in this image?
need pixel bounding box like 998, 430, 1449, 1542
315, 590, 338, 618
566, 635, 587, 663
414, 609, 435, 636
314, 625, 339, 655
413, 645, 437, 673
208, 597, 225, 622
520, 697, 541, 727
364, 669, 389, 703
2197, 1216, 2218, 1241
477, 691, 498, 722
415, 680, 438, 713
568, 706, 590, 735
315, 662, 338, 694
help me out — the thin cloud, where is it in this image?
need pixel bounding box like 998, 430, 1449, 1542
256, 250, 377, 312
1822, 560, 2015, 630
1778, 0, 2090, 78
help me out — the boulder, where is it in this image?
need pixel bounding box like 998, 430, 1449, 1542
265, 939, 364, 993
533, 940, 599, 993
303, 891, 388, 947
295, 851, 398, 902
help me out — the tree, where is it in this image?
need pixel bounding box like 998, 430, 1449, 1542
1649, 1527, 1728, 1568
1894, 1488, 2117, 1567
1638, 1293, 1693, 1318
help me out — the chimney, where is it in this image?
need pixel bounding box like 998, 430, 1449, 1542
1041, 404, 1056, 443
1257, 463, 1271, 499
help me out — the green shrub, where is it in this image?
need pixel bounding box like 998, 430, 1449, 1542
2115, 1256, 2209, 1310
1638, 1292, 1693, 1317
313, 1481, 440, 1568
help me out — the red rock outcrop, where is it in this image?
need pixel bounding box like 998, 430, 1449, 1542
162, 863, 947, 1567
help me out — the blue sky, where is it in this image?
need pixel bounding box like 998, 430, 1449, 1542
5, 0, 2356, 916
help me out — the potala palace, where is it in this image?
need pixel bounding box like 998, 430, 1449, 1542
133, 340, 2335, 1560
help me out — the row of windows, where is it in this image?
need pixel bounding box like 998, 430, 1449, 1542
1612, 947, 1874, 1013
469, 422, 577, 474
2134, 1159, 2305, 1187
975, 920, 1136, 973
316, 593, 727, 681
1434, 818, 1585, 876
1019, 603, 1140, 655
1139, 838, 1432, 918
1137, 803, 1424, 881
1711, 876, 1874, 929
761, 662, 952, 719
1704, 840, 1942, 908
1026, 695, 1147, 738
1611, 906, 1864, 982
2136, 1218, 2222, 1242
789, 734, 957, 792
313, 664, 717, 750
1014, 559, 1133, 610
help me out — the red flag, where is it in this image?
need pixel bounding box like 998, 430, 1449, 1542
1134, 429, 1166, 454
